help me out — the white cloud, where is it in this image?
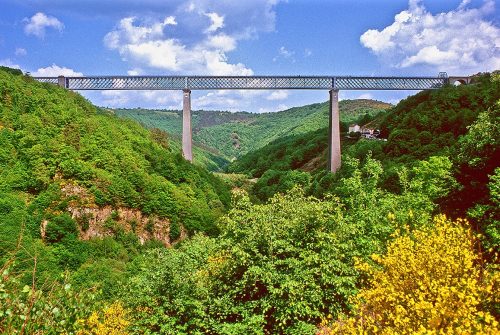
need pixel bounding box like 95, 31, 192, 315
204, 12, 224, 33
194, 91, 239, 110
357, 93, 374, 100
205, 34, 237, 52
273, 46, 295, 62
304, 48, 312, 57
127, 68, 142, 75
99, 1, 287, 111
258, 107, 273, 113
101, 91, 131, 106
24, 12, 63, 38
32, 64, 83, 76
0, 59, 21, 69
277, 103, 288, 111
103, 1, 282, 76
400, 46, 457, 67
257, 104, 287, 113
15, 48, 27, 56
279, 46, 294, 58
360, 0, 500, 73
104, 16, 252, 75
187, 3, 196, 12
194, 90, 260, 110
164, 16, 177, 25
266, 90, 289, 100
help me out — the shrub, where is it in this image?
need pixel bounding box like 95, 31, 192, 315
45, 213, 78, 244
0, 261, 99, 334
77, 301, 130, 335
320, 215, 500, 334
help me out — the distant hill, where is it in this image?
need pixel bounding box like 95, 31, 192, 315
114, 99, 391, 161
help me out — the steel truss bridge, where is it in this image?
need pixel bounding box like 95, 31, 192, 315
34, 74, 469, 172
35, 75, 452, 91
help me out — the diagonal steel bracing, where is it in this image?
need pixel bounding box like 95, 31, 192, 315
34, 75, 448, 90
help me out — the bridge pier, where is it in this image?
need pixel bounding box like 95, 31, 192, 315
328, 89, 341, 173
57, 75, 66, 88
182, 89, 193, 162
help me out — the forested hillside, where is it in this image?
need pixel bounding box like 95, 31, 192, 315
106, 108, 231, 171
115, 99, 390, 161
1, 66, 499, 334
0, 66, 231, 333
230, 73, 500, 200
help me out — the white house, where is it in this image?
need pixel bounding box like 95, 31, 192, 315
348, 124, 360, 133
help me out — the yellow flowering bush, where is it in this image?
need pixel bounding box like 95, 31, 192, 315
319, 215, 499, 335
77, 302, 130, 335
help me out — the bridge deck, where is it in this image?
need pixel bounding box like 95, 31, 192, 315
34, 75, 448, 90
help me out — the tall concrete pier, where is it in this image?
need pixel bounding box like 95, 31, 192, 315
182, 89, 193, 162
328, 89, 341, 173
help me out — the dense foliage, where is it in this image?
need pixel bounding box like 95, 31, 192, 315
380, 74, 500, 162
0, 66, 230, 332
110, 108, 230, 171
229, 74, 500, 205
320, 216, 499, 334
119, 152, 462, 334
0, 67, 229, 236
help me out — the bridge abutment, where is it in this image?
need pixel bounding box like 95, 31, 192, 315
182, 89, 193, 162
448, 76, 472, 85
328, 89, 341, 173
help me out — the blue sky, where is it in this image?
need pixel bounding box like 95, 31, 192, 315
1, 0, 499, 112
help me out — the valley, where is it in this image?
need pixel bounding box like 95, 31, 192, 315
114, 99, 391, 165
1, 66, 499, 334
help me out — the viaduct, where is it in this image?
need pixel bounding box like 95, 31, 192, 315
35, 73, 470, 172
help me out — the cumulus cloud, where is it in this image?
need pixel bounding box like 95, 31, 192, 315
258, 103, 287, 113
164, 16, 177, 25
24, 12, 64, 38
266, 90, 289, 100
104, 16, 252, 75
127, 68, 142, 75
32, 64, 83, 76
99, 0, 285, 110
191, 90, 265, 111
103, 1, 283, 76
279, 46, 294, 58
360, 0, 500, 73
204, 12, 224, 33
356, 93, 374, 100
100, 91, 131, 106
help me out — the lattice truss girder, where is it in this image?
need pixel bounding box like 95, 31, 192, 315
35, 78, 59, 84
34, 76, 447, 90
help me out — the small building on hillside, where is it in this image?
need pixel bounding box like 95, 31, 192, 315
360, 127, 373, 135
348, 124, 360, 133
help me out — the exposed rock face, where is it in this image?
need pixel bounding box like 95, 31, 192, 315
42, 182, 186, 247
